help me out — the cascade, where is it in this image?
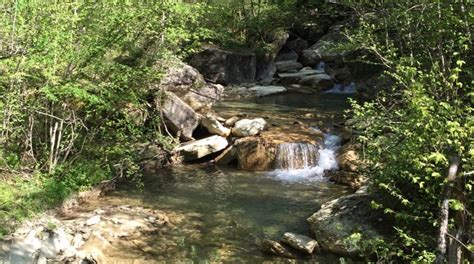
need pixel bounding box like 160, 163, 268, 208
275, 143, 319, 169
315, 61, 326, 72
324, 82, 356, 94
270, 133, 341, 182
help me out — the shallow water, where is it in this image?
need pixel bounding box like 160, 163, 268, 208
81, 92, 354, 262
215, 92, 352, 130
90, 165, 351, 262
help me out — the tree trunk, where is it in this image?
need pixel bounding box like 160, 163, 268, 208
435, 156, 460, 264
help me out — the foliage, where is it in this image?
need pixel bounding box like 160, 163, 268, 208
0, 0, 214, 231
343, 1, 473, 262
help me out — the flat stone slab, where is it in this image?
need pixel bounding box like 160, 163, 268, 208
282, 232, 319, 254
175, 135, 228, 161
248, 85, 287, 97
278, 69, 324, 79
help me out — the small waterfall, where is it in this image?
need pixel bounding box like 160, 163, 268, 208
275, 143, 319, 170
269, 133, 341, 182
324, 82, 356, 94
315, 61, 326, 72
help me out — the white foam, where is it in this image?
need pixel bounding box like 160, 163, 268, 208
324, 82, 356, 94
269, 133, 341, 183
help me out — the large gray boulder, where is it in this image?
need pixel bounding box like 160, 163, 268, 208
190, 48, 256, 84
275, 61, 303, 73
299, 74, 334, 90
309, 24, 348, 63
159, 92, 200, 141
275, 49, 298, 62
299, 49, 322, 67
174, 135, 228, 161
307, 193, 385, 256
286, 37, 309, 55
182, 83, 224, 113
159, 63, 205, 97
232, 118, 266, 137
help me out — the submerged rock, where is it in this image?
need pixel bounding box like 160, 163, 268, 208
282, 232, 320, 254
201, 115, 231, 137
232, 118, 266, 137
248, 85, 287, 97
260, 239, 297, 259
307, 193, 385, 256
175, 135, 228, 161
160, 92, 200, 141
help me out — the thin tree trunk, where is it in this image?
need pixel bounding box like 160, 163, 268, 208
435, 156, 460, 264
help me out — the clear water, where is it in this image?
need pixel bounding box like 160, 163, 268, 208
80, 92, 354, 262
93, 166, 351, 262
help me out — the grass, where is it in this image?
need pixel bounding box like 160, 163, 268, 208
0, 162, 110, 238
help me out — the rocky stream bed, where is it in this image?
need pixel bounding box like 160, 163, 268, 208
0, 22, 388, 263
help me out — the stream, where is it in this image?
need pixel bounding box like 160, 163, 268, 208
49, 91, 353, 263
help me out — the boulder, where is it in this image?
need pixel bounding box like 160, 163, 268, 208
299, 49, 321, 67
275, 61, 303, 73
286, 37, 309, 55
260, 239, 297, 259
232, 118, 266, 137
299, 74, 334, 90
234, 137, 276, 170
190, 48, 256, 84
282, 232, 319, 254
248, 85, 287, 97
307, 193, 385, 256
256, 55, 276, 82
182, 83, 224, 113
160, 63, 205, 97
174, 135, 228, 161
278, 69, 325, 84
309, 24, 348, 63
331, 66, 353, 85
201, 115, 231, 137
214, 146, 237, 165
275, 49, 298, 62
160, 92, 200, 141
337, 142, 361, 172
326, 170, 366, 189
224, 116, 240, 127
256, 30, 288, 81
